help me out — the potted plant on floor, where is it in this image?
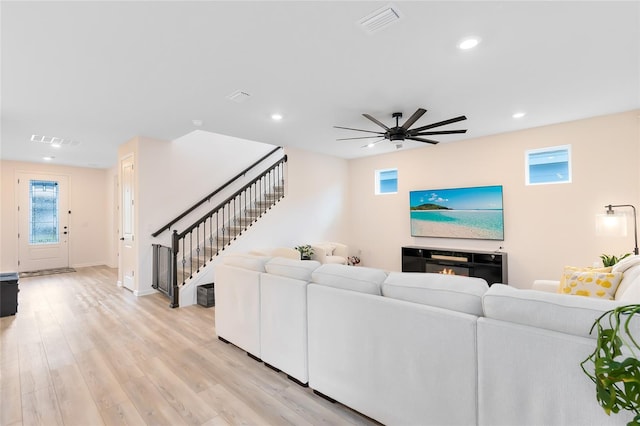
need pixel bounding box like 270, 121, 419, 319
581, 304, 640, 425
295, 245, 314, 260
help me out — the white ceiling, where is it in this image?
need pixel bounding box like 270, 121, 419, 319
2, 1, 639, 169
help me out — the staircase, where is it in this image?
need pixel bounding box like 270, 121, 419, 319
151, 149, 287, 307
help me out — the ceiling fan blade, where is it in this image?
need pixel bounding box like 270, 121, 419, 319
363, 113, 390, 130
337, 135, 386, 141
409, 115, 467, 133
333, 125, 385, 135
411, 129, 467, 136
401, 108, 427, 130
407, 136, 439, 145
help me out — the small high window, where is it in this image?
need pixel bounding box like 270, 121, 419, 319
375, 168, 398, 194
525, 145, 571, 185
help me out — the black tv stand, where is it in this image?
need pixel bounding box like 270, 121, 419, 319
401, 246, 507, 285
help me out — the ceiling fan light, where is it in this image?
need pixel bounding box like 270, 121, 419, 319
458, 37, 480, 50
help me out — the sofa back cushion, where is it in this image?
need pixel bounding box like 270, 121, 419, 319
222, 253, 271, 272
483, 284, 628, 338
265, 257, 320, 281
613, 257, 640, 301
382, 272, 489, 316
311, 264, 386, 295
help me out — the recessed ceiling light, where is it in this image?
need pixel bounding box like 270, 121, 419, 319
458, 37, 480, 50
192, 119, 203, 127
43, 156, 54, 161
512, 112, 526, 119
271, 114, 283, 121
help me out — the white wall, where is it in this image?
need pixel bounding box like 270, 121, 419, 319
0, 160, 111, 271
180, 145, 350, 305
129, 131, 350, 296
347, 110, 640, 288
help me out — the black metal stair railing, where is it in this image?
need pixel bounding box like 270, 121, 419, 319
152, 153, 287, 307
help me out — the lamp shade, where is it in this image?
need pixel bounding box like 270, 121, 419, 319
596, 212, 628, 237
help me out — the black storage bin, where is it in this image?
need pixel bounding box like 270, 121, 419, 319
197, 283, 215, 307
1, 272, 19, 317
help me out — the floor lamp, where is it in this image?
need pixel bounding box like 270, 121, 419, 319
596, 204, 639, 255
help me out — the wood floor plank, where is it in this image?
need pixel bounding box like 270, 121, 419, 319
50, 363, 105, 426
21, 385, 64, 426
0, 359, 22, 426
0, 266, 378, 426
99, 399, 147, 426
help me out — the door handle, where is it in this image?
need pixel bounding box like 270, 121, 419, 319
63, 231, 68, 235
120, 237, 125, 241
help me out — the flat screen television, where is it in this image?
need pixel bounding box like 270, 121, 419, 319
410, 185, 504, 240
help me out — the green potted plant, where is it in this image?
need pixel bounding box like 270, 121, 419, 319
581, 304, 640, 425
294, 245, 314, 260
601, 253, 632, 267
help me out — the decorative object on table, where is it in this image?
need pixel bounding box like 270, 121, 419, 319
601, 253, 633, 267
581, 304, 640, 425
596, 204, 639, 255
348, 256, 361, 266
295, 245, 314, 260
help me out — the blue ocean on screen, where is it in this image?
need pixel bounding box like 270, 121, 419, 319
410, 210, 503, 235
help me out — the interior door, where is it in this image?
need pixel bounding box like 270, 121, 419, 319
120, 155, 136, 291
17, 173, 69, 272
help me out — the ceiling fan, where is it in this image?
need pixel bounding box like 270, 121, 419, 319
334, 108, 467, 149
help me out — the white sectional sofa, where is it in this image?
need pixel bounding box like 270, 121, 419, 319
214, 253, 639, 426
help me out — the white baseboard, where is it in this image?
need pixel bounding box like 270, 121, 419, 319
134, 288, 159, 297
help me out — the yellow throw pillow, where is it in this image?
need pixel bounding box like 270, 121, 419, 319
557, 266, 612, 294
558, 269, 623, 299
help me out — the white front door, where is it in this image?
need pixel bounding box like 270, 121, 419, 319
17, 173, 70, 272
120, 155, 136, 291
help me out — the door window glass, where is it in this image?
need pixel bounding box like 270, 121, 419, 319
29, 180, 59, 244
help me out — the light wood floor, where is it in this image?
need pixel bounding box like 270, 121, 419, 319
0, 266, 377, 426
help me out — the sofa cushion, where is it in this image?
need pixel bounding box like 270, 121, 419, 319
265, 257, 320, 281
616, 264, 640, 301
483, 284, 628, 338
612, 254, 640, 273
222, 253, 271, 272
558, 269, 622, 299
311, 264, 386, 295
382, 272, 489, 316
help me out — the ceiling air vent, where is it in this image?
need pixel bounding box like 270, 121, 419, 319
31, 135, 81, 147
358, 4, 402, 34
225, 90, 251, 103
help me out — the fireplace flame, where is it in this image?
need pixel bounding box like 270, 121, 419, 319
439, 268, 456, 275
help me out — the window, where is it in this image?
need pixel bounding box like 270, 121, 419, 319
375, 168, 398, 194
525, 145, 571, 185
29, 180, 59, 244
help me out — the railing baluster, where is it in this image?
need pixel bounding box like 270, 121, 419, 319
153, 154, 287, 309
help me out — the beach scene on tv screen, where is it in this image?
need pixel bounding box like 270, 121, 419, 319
410, 185, 504, 240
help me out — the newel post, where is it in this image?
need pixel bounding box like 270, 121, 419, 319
170, 230, 180, 308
